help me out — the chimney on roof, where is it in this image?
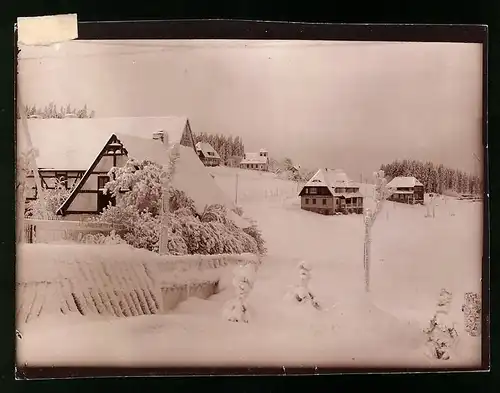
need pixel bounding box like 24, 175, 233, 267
152, 130, 169, 145
152, 130, 164, 142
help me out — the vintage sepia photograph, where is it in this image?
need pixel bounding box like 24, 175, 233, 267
15, 23, 487, 376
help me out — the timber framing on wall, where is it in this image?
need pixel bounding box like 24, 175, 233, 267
56, 134, 127, 216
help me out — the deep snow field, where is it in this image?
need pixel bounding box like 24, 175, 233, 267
16, 166, 483, 370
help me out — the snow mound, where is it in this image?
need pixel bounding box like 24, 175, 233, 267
17, 243, 261, 324
17, 244, 163, 324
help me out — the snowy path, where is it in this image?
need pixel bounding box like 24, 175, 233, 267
17, 168, 483, 368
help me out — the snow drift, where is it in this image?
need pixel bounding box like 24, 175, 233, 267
16, 243, 260, 325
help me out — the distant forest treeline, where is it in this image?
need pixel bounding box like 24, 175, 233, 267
192, 132, 245, 163
381, 159, 482, 195
17, 102, 96, 119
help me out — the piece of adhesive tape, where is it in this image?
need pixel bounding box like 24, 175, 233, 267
17, 14, 78, 46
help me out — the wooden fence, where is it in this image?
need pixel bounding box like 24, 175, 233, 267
23, 219, 115, 244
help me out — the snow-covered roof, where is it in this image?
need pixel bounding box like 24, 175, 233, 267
20, 117, 190, 170
195, 142, 221, 159
170, 145, 248, 228
304, 168, 358, 190
241, 152, 268, 165
386, 176, 423, 188
43, 119, 249, 228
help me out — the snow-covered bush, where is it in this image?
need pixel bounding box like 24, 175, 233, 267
423, 288, 459, 360
98, 158, 266, 256
223, 264, 257, 323
462, 292, 481, 337
80, 230, 127, 245
106, 158, 165, 216
25, 178, 72, 220
290, 261, 321, 310
243, 221, 267, 255
169, 203, 259, 255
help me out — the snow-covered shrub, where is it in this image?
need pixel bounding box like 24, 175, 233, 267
462, 292, 481, 337
423, 288, 459, 360
243, 221, 267, 255
228, 205, 267, 255
98, 157, 265, 256
169, 204, 259, 256
98, 204, 161, 252
289, 261, 321, 310
25, 178, 71, 220
169, 188, 197, 216
80, 230, 126, 245
223, 264, 256, 323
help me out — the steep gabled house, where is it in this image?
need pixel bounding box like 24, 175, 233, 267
240, 148, 269, 171
298, 168, 364, 215
24, 116, 195, 207
195, 142, 221, 167
23, 117, 249, 228
386, 176, 425, 205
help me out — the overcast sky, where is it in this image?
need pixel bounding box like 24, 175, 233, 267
18, 40, 484, 178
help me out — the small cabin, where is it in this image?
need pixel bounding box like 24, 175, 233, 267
195, 142, 221, 167
240, 148, 269, 171
386, 176, 425, 205
298, 168, 364, 215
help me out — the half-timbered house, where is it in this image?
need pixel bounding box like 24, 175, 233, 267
386, 176, 425, 204
24, 117, 249, 227
298, 168, 364, 215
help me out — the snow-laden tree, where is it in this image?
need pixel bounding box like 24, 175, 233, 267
425, 193, 437, 218
20, 102, 96, 119
98, 156, 266, 255
106, 158, 166, 216
423, 288, 459, 360
98, 158, 167, 252
223, 264, 257, 323
290, 261, 321, 310
25, 177, 72, 220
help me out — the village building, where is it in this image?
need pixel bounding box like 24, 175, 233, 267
195, 142, 221, 167
386, 176, 425, 205
298, 168, 364, 215
239, 148, 269, 171
23, 117, 248, 228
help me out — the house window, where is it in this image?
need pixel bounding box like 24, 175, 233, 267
312, 199, 316, 205
305, 198, 309, 204
55, 172, 68, 189
322, 199, 327, 205
305, 189, 309, 194
309, 187, 317, 194
98, 176, 110, 190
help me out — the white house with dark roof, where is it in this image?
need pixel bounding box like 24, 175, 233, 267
386, 176, 425, 205
240, 148, 269, 171
195, 142, 221, 167
22, 117, 249, 228
298, 168, 364, 215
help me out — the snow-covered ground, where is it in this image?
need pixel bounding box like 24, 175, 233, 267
17, 166, 483, 369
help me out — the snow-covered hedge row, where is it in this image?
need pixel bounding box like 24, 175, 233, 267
16, 243, 260, 324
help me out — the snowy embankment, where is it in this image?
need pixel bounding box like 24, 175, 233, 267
17, 168, 482, 369
16, 243, 259, 325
